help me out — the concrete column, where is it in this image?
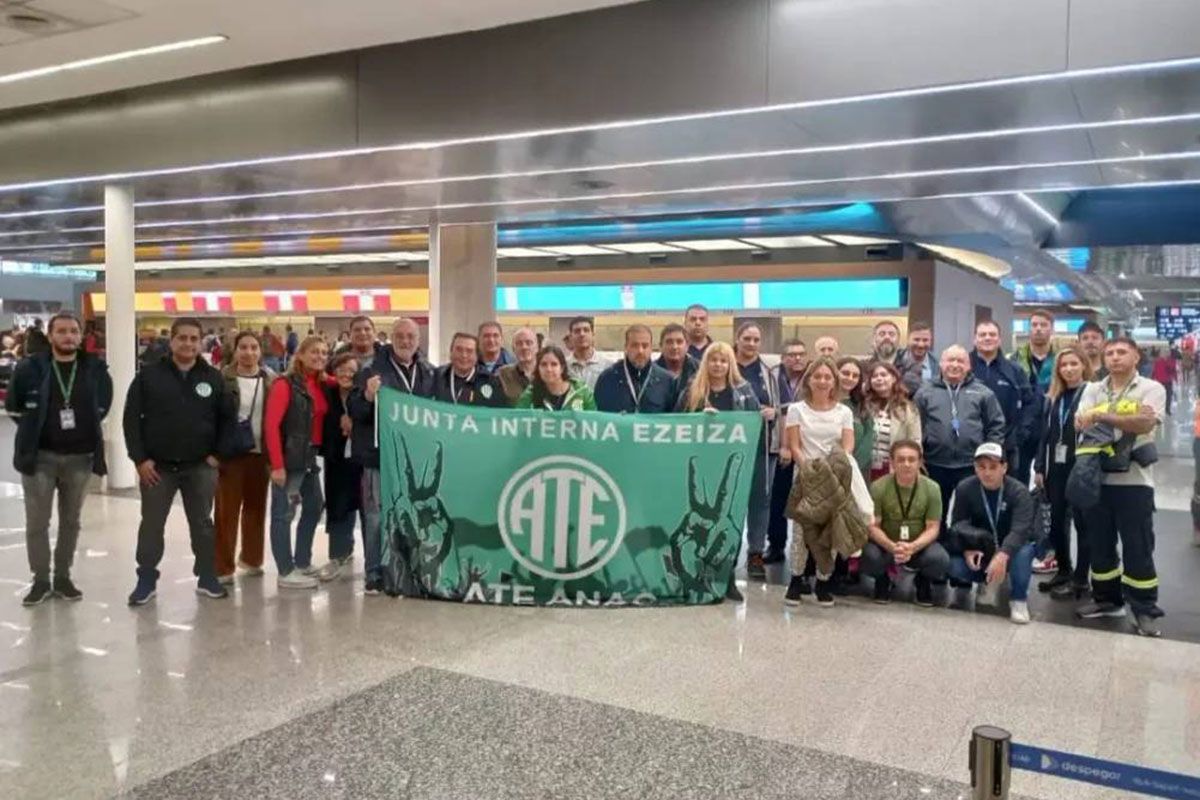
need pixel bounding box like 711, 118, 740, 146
427, 223, 497, 363
104, 184, 137, 490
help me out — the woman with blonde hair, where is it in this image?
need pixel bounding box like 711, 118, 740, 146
264, 335, 336, 590
675, 341, 760, 602
1033, 345, 1094, 598
863, 360, 923, 481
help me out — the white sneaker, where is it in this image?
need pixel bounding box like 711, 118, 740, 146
217, 573, 235, 586
316, 558, 350, 583
237, 560, 264, 576
277, 571, 319, 590
296, 564, 321, 578
1010, 600, 1031, 625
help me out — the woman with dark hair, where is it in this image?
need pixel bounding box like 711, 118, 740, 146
264, 335, 335, 590
515, 345, 597, 411
837, 357, 874, 479
1033, 345, 1094, 598
863, 361, 923, 481
318, 351, 362, 582
215, 331, 274, 584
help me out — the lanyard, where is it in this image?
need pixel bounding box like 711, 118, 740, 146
1057, 388, 1077, 439
623, 361, 649, 409
52, 359, 78, 408
892, 478, 919, 520
945, 383, 962, 419
1103, 376, 1135, 406
450, 370, 475, 405
389, 357, 414, 393
980, 485, 1002, 539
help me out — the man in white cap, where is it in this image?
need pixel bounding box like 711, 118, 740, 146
942, 442, 1038, 624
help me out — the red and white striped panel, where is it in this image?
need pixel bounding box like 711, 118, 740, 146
341, 289, 391, 313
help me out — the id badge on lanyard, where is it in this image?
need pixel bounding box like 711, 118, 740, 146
60, 409, 77, 430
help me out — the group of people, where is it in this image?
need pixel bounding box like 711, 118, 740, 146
4, 304, 1179, 638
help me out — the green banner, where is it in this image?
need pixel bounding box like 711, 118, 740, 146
377, 389, 763, 606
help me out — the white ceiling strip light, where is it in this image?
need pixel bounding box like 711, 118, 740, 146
6, 55, 1200, 192
0, 36, 227, 85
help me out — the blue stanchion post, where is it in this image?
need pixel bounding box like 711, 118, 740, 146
1010, 742, 1200, 800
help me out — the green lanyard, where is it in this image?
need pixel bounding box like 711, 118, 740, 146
52, 359, 78, 409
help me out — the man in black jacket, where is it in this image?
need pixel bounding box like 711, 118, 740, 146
594, 324, 678, 414
6, 312, 112, 606
348, 317, 435, 595
123, 317, 231, 606
431, 332, 504, 407
969, 320, 1038, 479
654, 324, 698, 390
945, 443, 1037, 625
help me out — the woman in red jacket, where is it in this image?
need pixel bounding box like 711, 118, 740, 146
265, 336, 335, 590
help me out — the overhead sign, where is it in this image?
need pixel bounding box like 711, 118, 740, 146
1155, 306, 1200, 341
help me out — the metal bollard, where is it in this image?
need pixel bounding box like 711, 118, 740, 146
970, 725, 1012, 799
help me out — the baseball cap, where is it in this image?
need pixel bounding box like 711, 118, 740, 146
973, 442, 1005, 461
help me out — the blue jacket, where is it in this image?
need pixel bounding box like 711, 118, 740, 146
593, 359, 678, 414
6, 352, 113, 476
969, 350, 1037, 450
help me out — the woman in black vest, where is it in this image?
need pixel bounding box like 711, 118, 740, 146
1033, 345, 1094, 599
264, 336, 334, 590
318, 352, 363, 582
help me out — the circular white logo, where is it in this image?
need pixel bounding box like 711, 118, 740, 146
480, 384, 493, 399
195, 382, 213, 398
497, 455, 627, 580
570, 398, 583, 411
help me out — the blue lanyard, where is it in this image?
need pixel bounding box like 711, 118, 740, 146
946, 383, 962, 435
980, 485, 1002, 539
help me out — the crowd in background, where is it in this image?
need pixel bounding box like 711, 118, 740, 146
4, 306, 1198, 638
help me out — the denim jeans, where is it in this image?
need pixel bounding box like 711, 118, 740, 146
745, 452, 776, 554
360, 468, 384, 582
947, 541, 1036, 601
269, 467, 324, 575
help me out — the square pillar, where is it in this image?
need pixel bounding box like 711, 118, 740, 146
428, 223, 497, 362
104, 184, 137, 490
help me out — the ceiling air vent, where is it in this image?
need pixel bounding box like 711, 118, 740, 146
6, 12, 55, 32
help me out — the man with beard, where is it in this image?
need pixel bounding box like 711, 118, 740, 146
496, 327, 538, 405
894, 320, 939, 394
7, 312, 113, 605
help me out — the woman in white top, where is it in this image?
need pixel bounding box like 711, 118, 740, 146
782, 356, 872, 606
214, 332, 275, 584
863, 361, 923, 482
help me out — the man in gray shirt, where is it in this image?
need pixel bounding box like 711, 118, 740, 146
565, 316, 611, 390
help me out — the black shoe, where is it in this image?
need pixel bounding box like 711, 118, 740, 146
127, 576, 157, 607
1133, 612, 1162, 638
22, 581, 52, 607
52, 576, 83, 602
914, 576, 934, 607
872, 575, 892, 604
784, 576, 806, 606
746, 552, 766, 581
1038, 573, 1072, 593
725, 582, 744, 603
814, 579, 835, 607
763, 548, 786, 564
1076, 600, 1127, 619
1050, 581, 1088, 601
364, 579, 384, 596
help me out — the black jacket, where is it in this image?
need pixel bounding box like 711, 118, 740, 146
947, 475, 1036, 559
347, 347, 435, 469
1033, 385, 1085, 478
431, 365, 504, 407
654, 354, 699, 393
123, 357, 229, 465
593, 359, 678, 414
969, 350, 1037, 451
6, 352, 113, 476
322, 384, 362, 522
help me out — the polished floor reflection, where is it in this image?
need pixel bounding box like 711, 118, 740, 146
0, 391, 1196, 800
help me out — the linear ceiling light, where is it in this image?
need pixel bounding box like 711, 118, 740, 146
495, 247, 558, 258
1016, 192, 1060, 226
598, 242, 687, 253
5, 54, 1200, 192
669, 239, 759, 251
11, 148, 1198, 237
741, 236, 836, 248
824, 235, 897, 246
10, 110, 1200, 222
0, 36, 227, 85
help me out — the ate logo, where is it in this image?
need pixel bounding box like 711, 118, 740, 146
498, 456, 627, 580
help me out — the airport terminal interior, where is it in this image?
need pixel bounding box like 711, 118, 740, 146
1, 1, 1200, 798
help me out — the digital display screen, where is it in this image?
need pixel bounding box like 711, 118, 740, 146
1155, 306, 1200, 340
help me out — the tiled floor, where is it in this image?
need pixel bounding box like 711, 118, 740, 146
0, 391, 1197, 799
